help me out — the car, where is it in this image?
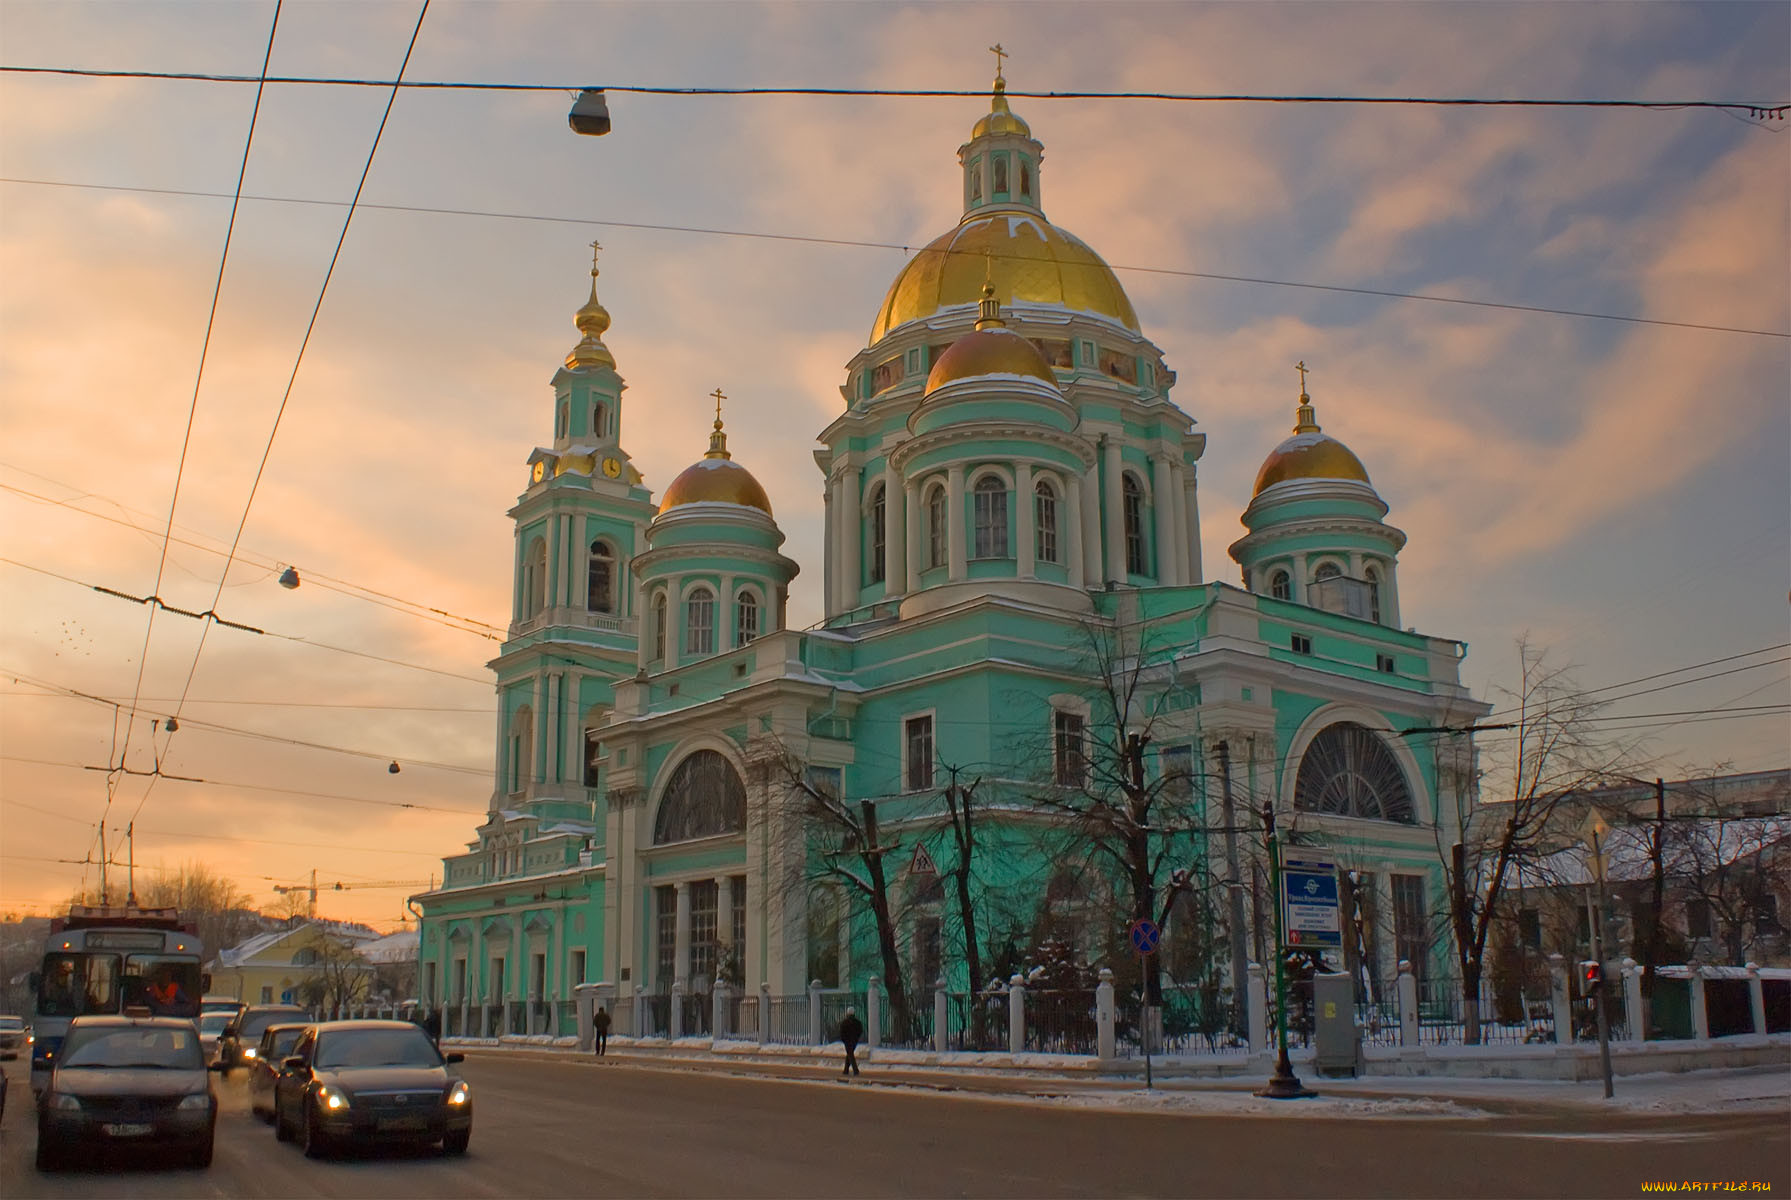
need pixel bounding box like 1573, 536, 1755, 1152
272, 1020, 470, 1158
247, 1022, 311, 1122
200, 995, 246, 1022
0, 1015, 29, 1060
196, 1011, 234, 1063
35, 1013, 223, 1171
216, 1004, 306, 1075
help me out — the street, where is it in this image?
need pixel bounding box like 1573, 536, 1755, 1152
2, 1053, 1786, 1198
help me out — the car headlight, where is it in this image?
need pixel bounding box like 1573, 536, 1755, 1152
48, 1093, 82, 1111
176, 1093, 211, 1111
316, 1085, 350, 1112
446, 1081, 470, 1106
242, 1047, 257, 1059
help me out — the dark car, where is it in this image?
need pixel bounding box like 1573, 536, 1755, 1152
35, 1014, 222, 1170
248, 1022, 311, 1122
217, 1004, 306, 1075
273, 1020, 470, 1158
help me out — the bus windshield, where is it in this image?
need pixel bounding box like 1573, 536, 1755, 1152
37, 953, 120, 1017
122, 956, 202, 1018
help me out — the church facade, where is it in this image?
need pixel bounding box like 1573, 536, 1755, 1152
413, 72, 1485, 1032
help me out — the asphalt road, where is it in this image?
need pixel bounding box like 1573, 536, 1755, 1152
2, 1052, 1785, 1198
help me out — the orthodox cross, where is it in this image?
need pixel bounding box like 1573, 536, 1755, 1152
989, 43, 1007, 78
1295, 360, 1309, 393
588, 239, 602, 276
710, 387, 727, 426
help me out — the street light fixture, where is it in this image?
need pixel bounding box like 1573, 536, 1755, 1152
569, 89, 611, 136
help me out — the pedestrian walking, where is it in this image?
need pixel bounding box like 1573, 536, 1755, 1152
838, 1007, 864, 1077
424, 1006, 442, 1048
594, 1004, 611, 1058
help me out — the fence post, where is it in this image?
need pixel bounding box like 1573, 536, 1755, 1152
759, 982, 771, 1044
1096, 967, 1116, 1061
807, 979, 823, 1047
1746, 962, 1766, 1035
1396, 960, 1419, 1048
1008, 973, 1026, 1055
574, 982, 596, 1051
1620, 959, 1644, 1042
713, 979, 729, 1042
670, 980, 685, 1040
934, 978, 949, 1054
633, 984, 646, 1039
1689, 967, 1710, 1040
1548, 953, 1571, 1044
1246, 963, 1266, 1054
866, 976, 881, 1049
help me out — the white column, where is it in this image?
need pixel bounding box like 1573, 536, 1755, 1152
530, 674, 546, 791
512, 914, 526, 1003
1292, 555, 1309, 605
1080, 464, 1103, 584
664, 579, 681, 671
1168, 463, 1189, 584
884, 466, 906, 594
946, 463, 967, 582
903, 478, 922, 593
716, 875, 734, 965
545, 513, 561, 616
674, 881, 692, 989
1014, 461, 1034, 578
1152, 454, 1176, 584
1065, 473, 1086, 589
838, 465, 861, 612
566, 669, 583, 784
1102, 439, 1125, 582
1183, 466, 1203, 584
1384, 565, 1403, 629
545, 672, 560, 784
822, 478, 836, 616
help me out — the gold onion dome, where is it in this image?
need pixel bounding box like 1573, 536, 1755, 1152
924, 284, 1058, 397
658, 394, 774, 516
971, 73, 1031, 139
567, 247, 616, 370
1252, 370, 1372, 496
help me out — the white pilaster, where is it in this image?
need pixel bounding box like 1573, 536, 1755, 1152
946, 463, 967, 582
1080, 464, 1102, 584
839, 465, 861, 612
884, 466, 906, 594
716, 875, 734, 963
1014, 461, 1034, 578
822, 478, 836, 616
1152, 454, 1176, 584
1066, 473, 1086, 589
1102, 439, 1125, 582
904, 478, 922, 593
1183, 466, 1204, 584
674, 881, 692, 989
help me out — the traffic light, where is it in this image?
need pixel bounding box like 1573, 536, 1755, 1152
1580, 960, 1603, 994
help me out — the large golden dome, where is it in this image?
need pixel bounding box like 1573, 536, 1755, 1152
660, 457, 773, 516
924, 327, 1057, 397
1253, 432, 1371, 496
870, 215, 1139, 343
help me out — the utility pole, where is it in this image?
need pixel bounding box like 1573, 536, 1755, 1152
1216, 740, 1250, 1038
1256, 800, 1312, 1099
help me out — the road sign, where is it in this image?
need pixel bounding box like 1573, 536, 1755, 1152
1128, 918, 1161, 956
1279, 857, 1342, 949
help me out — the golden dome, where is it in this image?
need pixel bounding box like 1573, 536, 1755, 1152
567, 248, 616, 370
971, 76, 1031, 139
658, 397, 773, 516
924, 292, 1058, 397
1252, 378, 1371, 495
870, 216, 1138, 343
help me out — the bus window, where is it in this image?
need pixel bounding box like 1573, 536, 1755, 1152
38, 953, 121, 1016
125, 956, 202, 1017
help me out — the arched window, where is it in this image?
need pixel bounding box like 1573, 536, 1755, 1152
926, 484, 947, 568
652, 591, 668, 661
586, 540, 615, 614
653, 750, 746, 844
992, 154, 1008, 195
1293, 722, 1415, 823
685, 587, 715, 656
523, 538, 547, 619
508, 706, 534, 793
1270, 569, 1292, 601
1364, 565, 1383, 624
868, 484, 887, 584
1122, 474, 1147, 576
973, 475, 1009, 558
1034, 479, 1059, 564
969, 159, 982, 205
1020, 161, 1032, 199
556, 401, 568, 439
735, 590, 759, 647
1312, 562, 1343, 583
593, 401, 608, 440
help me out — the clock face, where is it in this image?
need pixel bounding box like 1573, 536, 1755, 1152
531, 461, 546, 483
602, 456, 622, 478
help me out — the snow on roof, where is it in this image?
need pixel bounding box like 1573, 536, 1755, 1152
357, 929, 419, 963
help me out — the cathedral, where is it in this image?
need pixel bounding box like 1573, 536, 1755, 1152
414, 68, 1485, 1033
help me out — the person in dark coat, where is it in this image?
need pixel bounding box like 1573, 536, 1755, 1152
593, 1005, 611, 1058
838, 1007, 864, 1077
424, 1006, 442, 1047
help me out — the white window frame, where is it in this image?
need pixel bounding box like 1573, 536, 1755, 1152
902, 712, 936, 792
734, 587, 761, 647
684, 585, 716, 657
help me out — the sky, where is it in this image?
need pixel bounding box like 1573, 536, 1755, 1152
1, 1, 1786, 934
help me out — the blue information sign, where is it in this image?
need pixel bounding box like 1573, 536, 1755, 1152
1128, 919, 1161, 956
1280, 857, 1342, 949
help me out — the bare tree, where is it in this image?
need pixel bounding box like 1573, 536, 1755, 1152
1666, 814, 1790, 965
936, 764, 988, 1001
297, 937, 372, 1018
134, 861, 259, 964
1433, 640, 1639, 1044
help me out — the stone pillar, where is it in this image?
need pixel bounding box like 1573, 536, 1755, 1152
1621, 958, 1644, 1043
759, 981, 772, 1044
866, 976, 881, 1049
807, 979, 824, 1046
1008, 973, 1026, 1055
838, 465, 861, 612
903, 479, 922, 593
934, 978, 949, 1055
1747, 963, 1766, 1035
1152, 454, 1176, 583
1080, 463, 1103, 584
1096, 967, 1116, 1060
1065, 473, 1086, 589
712, 980, 729, 1041
1168, 462, 1190, 583
1102, 439, 1125, 582
670, 979, 685, 1040
716, 875, 734, 964
1548, 954, 1572, 1045
1184, 467, 1202, 583
1690, 968, 1710, 1040
822, 475, 836, 616
1014, 462, 1034, 578
634, 983, 646, 1039
885, 467, 906, 595
1397, 960, 1420, 1048
1246, 963, 1267, 1054
673, 881, 691, 989
946, 464, 967, 582
574, 981, 596, 1051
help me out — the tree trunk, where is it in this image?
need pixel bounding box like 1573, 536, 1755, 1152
860, 802, 910, 1036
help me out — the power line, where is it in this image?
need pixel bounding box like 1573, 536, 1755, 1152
3, 176, 1783, 340
1, 691, 492, 714
2, 796, 448, 859
1, 66, 1783, 116
1479, 643, 1791, 721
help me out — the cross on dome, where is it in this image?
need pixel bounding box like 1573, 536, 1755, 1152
989, 43, 1007, 82
1293, 361, 1321, 433
706, 388, 731, 458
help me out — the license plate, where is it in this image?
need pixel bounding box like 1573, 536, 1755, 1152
103, 1122, 154, 1137
378, 1117, 427, 1132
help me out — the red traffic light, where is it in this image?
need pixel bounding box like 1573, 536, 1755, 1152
1580, 960, 1603, 989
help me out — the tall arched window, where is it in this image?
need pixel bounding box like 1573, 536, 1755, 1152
973, 475, 1009, 558
1364, 565, 1383, 623
1270, 569, 1292, 601
593, 401, 608, 440
508, 706, 534, 793
868, 484, 887, 584
653, 750, 746, 844
556, 402, 568, 439
1312, 562, 1343, 583
1020, 161, 1032, 199
652, 591, 668, 661
587, 540, 615, 613
992, 154, 1008, 195
926, 484, 947, 568
735, 590, 759, 646
1294, 722, 1415, 823
1122, 474, 1147, 576
1034, 479, 1059, 564
523, 538, 547, 619
685, 587, 715, 656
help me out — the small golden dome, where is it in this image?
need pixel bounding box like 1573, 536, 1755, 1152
567, 247, 616, 370
971, 76, 1031, 139
659, 458, 773, 516
1252, 374, 1371, 495
924, 325, 1058, 398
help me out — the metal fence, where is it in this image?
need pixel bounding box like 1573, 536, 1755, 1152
878, 995, 934, 1049
766, 996, 808, 1045
817, 989, 863, 1043
611, 995, 633, 1040
680, 991, 712, 1038
1157, 984, 1248, 1056
948, 989, 1009, 1052
642, 993, 671, 1038
720, 992, 757, 1041
1025, 989, 1098, 1056
558, 1001, 577, 1035
1413, 976, 1558, 1046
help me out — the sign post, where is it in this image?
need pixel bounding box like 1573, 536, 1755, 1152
1128, 918, 1160, 1089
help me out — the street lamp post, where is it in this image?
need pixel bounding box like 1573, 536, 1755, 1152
1256, 800, 1313, 1099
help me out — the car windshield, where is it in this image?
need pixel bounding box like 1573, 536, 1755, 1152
314, 1028, 441, 1070
266, 1027, 306, 1057
60, 1025, 202, 1070
198, 1013, 232, 1035
241, 1010, 302, 1039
